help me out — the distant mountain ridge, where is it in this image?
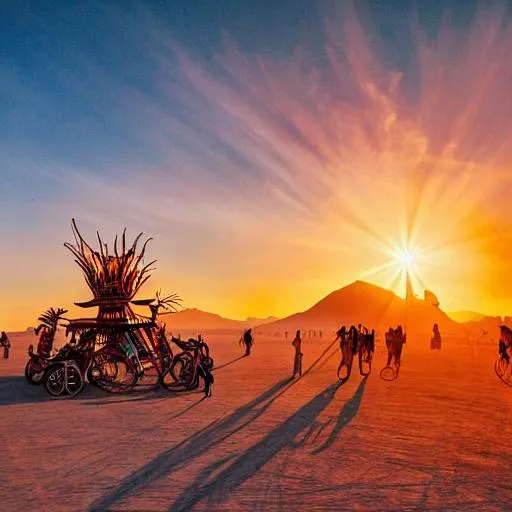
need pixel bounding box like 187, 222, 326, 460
159, 308, 276, 332
255, 280, 460, 335
158, 281, 500, 336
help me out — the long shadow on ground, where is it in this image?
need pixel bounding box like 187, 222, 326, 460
88, 338, 343, 511
166, 378, 368, 511
0, 376, 100, 406
87, 378, 293, 512
80, 388, 199, 406
310, 376, 368, 454
0, 376, 194, 406
212, 355, 245, 372
288, 376, 367, 451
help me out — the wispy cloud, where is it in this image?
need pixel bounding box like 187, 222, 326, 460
2, 2, 512, 328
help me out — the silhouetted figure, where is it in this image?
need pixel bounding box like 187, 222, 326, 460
1, 331, 10, 359
285, 331, 288, 339
199, 363, 214, 397
336, 325, 346, 343
336, 325, 350, 356
336, 325, 356, 380
368, 329, 375, 354
498, 325, 512, 363
348, 325, 359, 355
241, 328, 253, 356
431, 323, 442, 350
292, 330, 303, 377
499, 338, 509, 362
385, 326, 406, 367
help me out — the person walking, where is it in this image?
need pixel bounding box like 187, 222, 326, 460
241, 328, 253, 356
292, 330, 303, 378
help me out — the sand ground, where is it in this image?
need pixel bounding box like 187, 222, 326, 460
0, 332, 511, 511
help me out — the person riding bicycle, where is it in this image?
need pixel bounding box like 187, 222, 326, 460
336, 326, 347, 346
349, 325, 359, 355
368, 329, 375, 355
386, 326, 405, 367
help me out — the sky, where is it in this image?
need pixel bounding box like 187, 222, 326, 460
2, 0, 512, 330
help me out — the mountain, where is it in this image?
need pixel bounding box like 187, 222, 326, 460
256, 280, 460, 335
159, 309, 277, 332
159, 308, 246, 331
447, 311, 490, 323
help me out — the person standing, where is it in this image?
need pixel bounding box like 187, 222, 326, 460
292, 330, 303, 378
431, 323, 442, 350
1, 331, 10, 359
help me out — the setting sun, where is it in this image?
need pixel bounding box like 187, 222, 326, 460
396, 249, 417, 273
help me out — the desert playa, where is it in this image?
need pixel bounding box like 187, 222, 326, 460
1, 323, 511, 511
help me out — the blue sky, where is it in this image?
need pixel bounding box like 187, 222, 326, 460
2, 0, 512, 329
1, 0, 486, 179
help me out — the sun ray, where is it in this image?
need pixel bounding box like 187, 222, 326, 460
360, 260, 399, 279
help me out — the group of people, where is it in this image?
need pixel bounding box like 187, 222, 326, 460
0, 331, 10, 359
236, 322, 448, 382
336, 324, 375, 356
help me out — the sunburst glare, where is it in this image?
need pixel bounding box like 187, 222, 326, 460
362, 241, 429, 299
395, 248, 417, 273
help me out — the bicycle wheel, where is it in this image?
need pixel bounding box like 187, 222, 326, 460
65, 363, 85, 397
170, 353, 194, 383
43, 364, 67, 397
160, 366, 187, 391
337, 357, 353, 381
495, 357, 512, 386
380, 366, 396, 381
